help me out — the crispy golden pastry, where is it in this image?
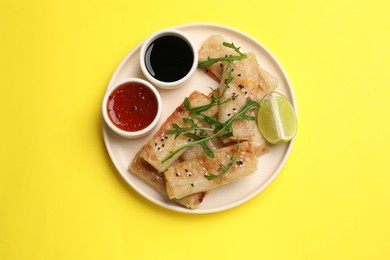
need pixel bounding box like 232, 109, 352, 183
198, 34, 278, 93
164, 142, 257, 199
129, 151, 206, 209
217, 55, 269, 155
139, 91, 218, 173
199, 35, 275, 155
180, 135, 223, 161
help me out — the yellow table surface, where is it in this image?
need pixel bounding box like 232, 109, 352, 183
1, 0, 389, 259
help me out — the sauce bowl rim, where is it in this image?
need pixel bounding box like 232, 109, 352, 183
139, 28, 198, 89
102, 78, 162, 138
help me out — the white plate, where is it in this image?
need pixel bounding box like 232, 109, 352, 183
102, 23, 296, 214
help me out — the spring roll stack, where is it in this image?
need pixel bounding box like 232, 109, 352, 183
129, 35, 278, 209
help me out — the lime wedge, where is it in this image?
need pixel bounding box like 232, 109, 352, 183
257, 92, 297, 144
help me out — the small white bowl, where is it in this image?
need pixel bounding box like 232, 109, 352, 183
102, 78, 162, 138
139, 29, 198, 89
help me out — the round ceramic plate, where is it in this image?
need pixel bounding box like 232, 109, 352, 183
102, 23, 296, 214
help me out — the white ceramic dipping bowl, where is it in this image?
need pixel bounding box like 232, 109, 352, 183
139, 29, 198, 89
102, 78, 162, 138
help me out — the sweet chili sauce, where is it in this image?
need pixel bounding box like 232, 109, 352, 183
107, 82, 158, 131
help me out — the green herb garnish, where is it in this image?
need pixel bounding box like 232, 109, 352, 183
198, 42, 247, 69
184, 64, 234, 115
204, 142, 240, 180
162, 41, 255, 180
183, 132, 215, 158
161, 99, 259, 164
165, 118, 215, 139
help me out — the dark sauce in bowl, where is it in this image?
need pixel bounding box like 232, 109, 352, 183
145, 35, 194, 82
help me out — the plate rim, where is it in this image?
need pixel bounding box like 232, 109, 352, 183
102, 22, 296, 214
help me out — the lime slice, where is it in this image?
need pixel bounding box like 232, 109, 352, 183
257, 92, 297, 144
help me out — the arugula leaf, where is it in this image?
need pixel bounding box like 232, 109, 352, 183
198, 42, 247, 68
165, 122, 215, 139
204, 143, 240, 180
162, 99, 260, 163
184, 133, 215, 158
191, 113, 223, 130
184, 66, 234, 115
222, 42, 245, 55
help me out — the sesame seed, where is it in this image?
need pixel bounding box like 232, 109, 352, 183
227, 113, 231, 117
185, 169, 188, 172
237, 73, 241, 76
191, 183, 194, 187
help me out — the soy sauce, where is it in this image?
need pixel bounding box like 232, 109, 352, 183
145, 35, 194, 82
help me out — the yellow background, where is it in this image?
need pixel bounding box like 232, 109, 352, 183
1, 0, 389, 259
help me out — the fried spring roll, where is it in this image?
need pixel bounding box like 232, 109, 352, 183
198, 34, 278, 93
180, 134, 223, 162
199, 35, 273, 155
217, 56, 269, 156
129, 151, 206, 209
139, 91, 218, 173
164, 142, 257, 199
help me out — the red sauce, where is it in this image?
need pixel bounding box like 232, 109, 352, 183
107, 82, 158, 131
